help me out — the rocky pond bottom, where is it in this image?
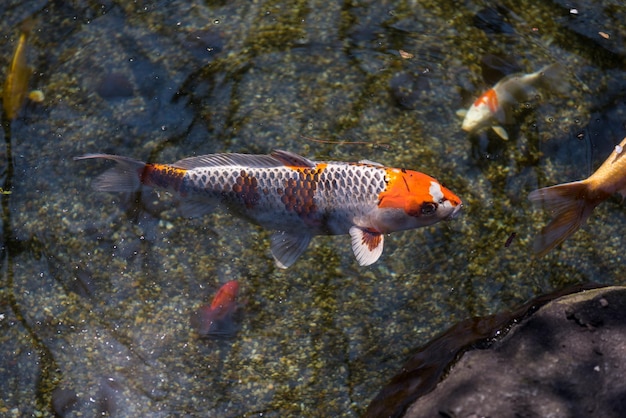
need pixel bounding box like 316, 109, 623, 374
367, 285, 626, 418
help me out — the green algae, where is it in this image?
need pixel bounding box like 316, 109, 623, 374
0, 0, 625, 416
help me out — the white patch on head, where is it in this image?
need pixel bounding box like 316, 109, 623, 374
429, 181, 444, 203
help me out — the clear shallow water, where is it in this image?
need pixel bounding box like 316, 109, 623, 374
0, 0, 625, 416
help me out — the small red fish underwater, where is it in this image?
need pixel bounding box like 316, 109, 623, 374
190, 280, 240, 337
529, 136, 626, 256
75, 150, 462, 268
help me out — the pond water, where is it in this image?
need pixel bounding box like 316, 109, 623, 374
1, 0, 625, 416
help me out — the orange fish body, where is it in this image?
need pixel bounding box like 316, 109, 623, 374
529, 136, 626, 256
3, 18, 35, 121
190, 280, 239, 336
75, 150, 462, 268
461, 63, 567, 140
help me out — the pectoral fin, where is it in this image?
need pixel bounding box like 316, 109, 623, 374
179, 197, 217, 218
349, 226, 384, 266
270, 231, 312, 269
491, 125, 509, 140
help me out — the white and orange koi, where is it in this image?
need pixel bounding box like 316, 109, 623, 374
529, 136, 626, 256
460, 63, 567, 140
75, 150, 462, 268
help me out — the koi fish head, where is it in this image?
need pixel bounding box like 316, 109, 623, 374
376, 169, 462, 232
461, 88, 499, 133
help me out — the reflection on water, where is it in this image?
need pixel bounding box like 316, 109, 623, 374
0, 0, 625, 416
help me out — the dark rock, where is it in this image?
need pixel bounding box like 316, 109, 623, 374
389, 71, 431, 110
552, 1, 626, 64
181, 29, 223, 61
367, 284, 626, 418
473, 6, 515, 35
96, 72, 134, 99
52, 387, 78, 416
479, 54, 522, 86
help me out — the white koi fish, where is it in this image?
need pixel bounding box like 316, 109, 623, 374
460, 63, 567, 140
75, 150, 462, 268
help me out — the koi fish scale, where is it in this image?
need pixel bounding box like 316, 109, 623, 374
176, 163, 388, 233
75, 150, 462, 268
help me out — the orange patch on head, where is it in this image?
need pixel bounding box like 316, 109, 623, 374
473, 88, 499, 114
378, 169, 436, 214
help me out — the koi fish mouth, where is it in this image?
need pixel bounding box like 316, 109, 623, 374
447, 202, 463, 220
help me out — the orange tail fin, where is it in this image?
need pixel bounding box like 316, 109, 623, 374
528, 180, 601, 257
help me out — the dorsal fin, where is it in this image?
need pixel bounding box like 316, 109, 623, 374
270, 150, 315, 168
171, 153, 282, 170
359, 159, 383, 167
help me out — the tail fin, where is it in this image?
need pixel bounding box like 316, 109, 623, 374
536, 63, 569, 95
74, 154, 146, 192
528, 180, 599, 257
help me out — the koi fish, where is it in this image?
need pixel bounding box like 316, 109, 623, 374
75, 150, 462, 268
529, 136, 626, 256
459, 63, 567, 140
190, 280, 239, 336
2, 18, 40, 121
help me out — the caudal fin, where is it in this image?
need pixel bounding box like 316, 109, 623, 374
528, 180, 599, 257
74, 154, 146, 192
536, 63, 569, 95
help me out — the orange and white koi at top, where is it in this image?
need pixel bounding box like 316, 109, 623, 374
460, 63, 567, 140
75, 150, 462, 268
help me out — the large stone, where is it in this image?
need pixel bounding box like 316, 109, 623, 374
367, 286, 626, 418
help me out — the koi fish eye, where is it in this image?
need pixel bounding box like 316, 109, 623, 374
420, 202, 438, 216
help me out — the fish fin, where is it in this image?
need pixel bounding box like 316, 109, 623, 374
190, 305, 239, 337
456, 108, 467, 118
178, 197, 216, 218
349, 226, 384, 266
172, 153, 283, 170
536, 63, 569, 95
359, 159, 384, 167
74, 154, 146, 192
491, 125, 509, 140
270, 150, 316, 168
270, 231, 312, 269
528, 180, 599, 257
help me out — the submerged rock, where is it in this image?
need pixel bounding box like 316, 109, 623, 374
367, 285, 626, 418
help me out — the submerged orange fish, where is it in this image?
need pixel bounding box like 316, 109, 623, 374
529, 136, 626, 256
75, 150, 462, 268
3, 18, 36, 120
460, 63, 567, 140
190, 280, 239, 337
